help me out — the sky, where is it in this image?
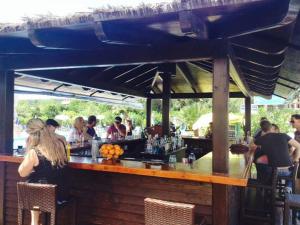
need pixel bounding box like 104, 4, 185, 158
253, 95, 285, 105
0, 0, 173, 23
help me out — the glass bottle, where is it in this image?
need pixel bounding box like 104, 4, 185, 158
188, 153, 196, 165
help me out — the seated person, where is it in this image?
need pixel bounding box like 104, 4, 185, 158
46, 119, 67, 146
125, 118, 134, 136
251, 120, 300, 185
253, 117, 268, 140
86, 115, 98, 138
291, 114, 300, 143
205, 122, 213, 139
145, 124, 163, 137
18, 118, 69, 201
271, 123, 280, 133
67, 117, 89, 143
106, 116, 126, 138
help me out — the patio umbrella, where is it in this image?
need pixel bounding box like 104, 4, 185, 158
192, 113, 243, 130
54, 114, 70, 121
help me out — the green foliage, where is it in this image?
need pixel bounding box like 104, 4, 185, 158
251, 107, 299, 134
16, 97, 298, 136
16, 99, 146, 128
171, 99, 212, 129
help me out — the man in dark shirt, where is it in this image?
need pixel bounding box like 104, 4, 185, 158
86, 115, 98, 138
252, 120, 300, 185
254, 121, 300, 167
291, 114, 300, 144
253, 117, 268, 140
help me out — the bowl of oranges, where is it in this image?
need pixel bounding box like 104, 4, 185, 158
100, 144, 124, 162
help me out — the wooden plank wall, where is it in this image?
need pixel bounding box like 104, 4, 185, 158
3, 162, 213, 225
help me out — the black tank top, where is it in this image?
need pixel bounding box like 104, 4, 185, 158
27, 149, 69, 201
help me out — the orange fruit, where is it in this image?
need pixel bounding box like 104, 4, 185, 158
107, 154, 112, 159
115, 149, 121, 155
109, 149, 115, 155
102, 148, 109, 155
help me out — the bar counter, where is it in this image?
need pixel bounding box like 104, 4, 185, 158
0, 151, 251, 186
0, 151, 252, 225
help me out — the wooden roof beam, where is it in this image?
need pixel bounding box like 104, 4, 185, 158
232, 45, 285, 68
148, 92, 245, 99
273, 93, 287, 99
228, 51, 253, 97
113, 64, 145, 80
276, 81, 298, 90
245, 78, 276, 89
89, 66, 139, 82
6, 39, 216, 70
243, 72, 278, 82
187, 61, 212, 73
123, 66, 158, 84
27, 26, 104, 50
177, 62, 200, 93
15, 71, 146, 98
230, 34, 288, 55
278, 76, 300, 85
238, 60, 280, 75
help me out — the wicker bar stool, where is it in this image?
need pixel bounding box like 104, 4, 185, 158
144, 198, 195, 225
17, 182, 76, 225
284, 193, 300, 225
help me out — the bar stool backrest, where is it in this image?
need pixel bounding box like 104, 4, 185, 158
17, 182, 57, 225
144, 198, 195, 225
277, 163, 299, 201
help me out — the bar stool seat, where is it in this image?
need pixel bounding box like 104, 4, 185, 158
144, 198, 195, 225
17, 182, 76, 225
284, 193, 300, 225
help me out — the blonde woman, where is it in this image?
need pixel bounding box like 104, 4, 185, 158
18, 118, 68, 200
67, 116, 91, 142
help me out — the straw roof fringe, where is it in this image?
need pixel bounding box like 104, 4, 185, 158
0, 0, 261, 33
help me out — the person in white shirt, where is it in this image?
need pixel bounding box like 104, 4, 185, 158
67, 117, 89, 143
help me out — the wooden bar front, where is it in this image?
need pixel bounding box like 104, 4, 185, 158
0, 152, 250, 225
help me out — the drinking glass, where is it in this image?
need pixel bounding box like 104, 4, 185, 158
169, 155, 177, 168
188, 153, 196, 168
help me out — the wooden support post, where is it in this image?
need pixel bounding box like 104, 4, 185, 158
0, 162, 5, 225
245, 97, 251, 135
212, 57, 230, 225
162, 73, 171, 136
0, 70, 14, 155
146, 98, 152, 127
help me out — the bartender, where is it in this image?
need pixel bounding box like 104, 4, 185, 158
125, 118, 134, 136
86, 115, 98, 138
106, 116, 126, 138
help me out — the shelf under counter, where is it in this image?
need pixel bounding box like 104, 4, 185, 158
0, 151, 251, 187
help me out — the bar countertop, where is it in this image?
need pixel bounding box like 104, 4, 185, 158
0, 151, 252, 187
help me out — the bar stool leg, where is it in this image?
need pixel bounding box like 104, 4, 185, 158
284, 203, 290, 225
71, 200, 77, 225
292, 209, 296, 225
18, 208, 24, 225
31, 207, 41, 225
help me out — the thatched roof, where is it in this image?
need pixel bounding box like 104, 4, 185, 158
0, 0, 261, 32
0, 0, 299, 100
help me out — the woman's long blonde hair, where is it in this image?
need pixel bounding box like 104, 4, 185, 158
73, 117, 84, 131
26, 118, 67, 167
